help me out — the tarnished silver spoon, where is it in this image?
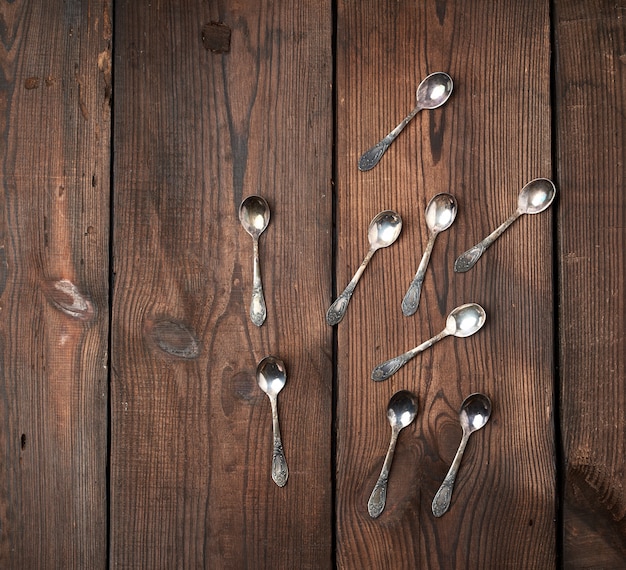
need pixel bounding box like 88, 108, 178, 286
402, 193, 457, 316
256, 356, 289, 487
454, 178, 556, 273
326, 210, 402, 325
432, 393, 492, 517
368, 390, 418, 518
358, 72, 453, 171
239, 195, 270, 326
371, 303, 486, 381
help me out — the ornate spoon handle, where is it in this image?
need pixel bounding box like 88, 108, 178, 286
358, 104, 421, 171
431, 431, 469, 517
368, 427, 400, 518
371, 330, 448, 381
454, 209, 521, 273
250, 237, 267, 325
269, 394, 288, 487
326, 248, 375, 325
401, 233, 436, 316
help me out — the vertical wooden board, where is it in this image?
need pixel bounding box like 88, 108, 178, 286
110, 0, 333, 567
0, 0, 110, 567
335, 0, 555, 567
554, 0, 626, 565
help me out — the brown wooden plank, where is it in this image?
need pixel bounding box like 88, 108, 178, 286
0, 0, 110, 567
554, 0, 626, 565
110, 1, 333, 567
335, 0, 556, 566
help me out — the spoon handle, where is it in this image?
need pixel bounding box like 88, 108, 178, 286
368, 427, 400, 518
431, 430, 470, 517
401, 233, 436, 316
326, 248, 375, 325
250, 237, 267, 326
371, 330, 448, 381
269, 394, 288, 487
358, 104, 421, 171
454, 209, 521, 273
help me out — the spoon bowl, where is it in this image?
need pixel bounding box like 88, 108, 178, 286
256, 356, 289, 487
402, 193, 457, 316
239, 195, 270, 238
256, 355, 287, 397
368, 210, 403, 250
368, 390, 418, 518
432, 393, 492, 516
445, 303, 487, 338
358, 72, 453, 171
387, 390, 419, 430
454, 178, 557, 273
239, 195, 271, 325
327, 210, 402, 325
416, 71, 454, 110
518, 177, 557, 214
459, 392, 492, 433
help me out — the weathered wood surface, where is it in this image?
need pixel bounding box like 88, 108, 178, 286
110, 0, 333, 567
555, 0, 626, 566
0, 0, 111, 567
335, 0, 556, 567
0, 0, 624, 568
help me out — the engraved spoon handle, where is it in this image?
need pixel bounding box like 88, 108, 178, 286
250, 237, 267, 325
269, 394, 288, 487
371, 329, 449, 381
431, 430, 470, 517
401, 232, 436, 316
454, 209, 522, 273
326, 248, 375, 325
358, 104, 422, 171
368, 427, 400, 518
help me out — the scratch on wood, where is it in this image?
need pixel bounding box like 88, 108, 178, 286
145, 317, 200, 359
75, 75, 89, 120
98, 50, 112, 108
42, 279, 95, 321
102, 0, 112, 41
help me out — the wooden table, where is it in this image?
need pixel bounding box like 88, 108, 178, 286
1, 0, 624, 567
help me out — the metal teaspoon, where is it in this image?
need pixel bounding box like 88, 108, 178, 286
371, 303, 486, 381
256, 356, 289, 487
239, 195, 271, 326
358, 72, 453, 171
368, 390, 418, 518
367, 390, 417, 519
326, 210, 402, 326
432, 393, 492, 517
454, 178, 556, 273
402, 193, 457, 316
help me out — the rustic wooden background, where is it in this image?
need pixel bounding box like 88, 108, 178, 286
0, 0, 624, 568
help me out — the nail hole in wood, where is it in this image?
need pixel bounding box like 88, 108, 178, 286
201, 22, 231, 53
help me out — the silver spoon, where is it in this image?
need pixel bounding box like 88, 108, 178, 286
256, 356, 289, 487
432, 393, 492, 517
358, 72, 453, 171
239, 195, 270, 326
326, 210, 402, 325
402, 193, 457, 316
371, 303, 486, 381
454, 178, 556, 273
368, 390, 418, 518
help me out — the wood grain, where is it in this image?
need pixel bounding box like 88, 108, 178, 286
554, 0, 626, 566
335, 0, 556, 567
110, 0, 333, 567
0, 0, 111, 567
